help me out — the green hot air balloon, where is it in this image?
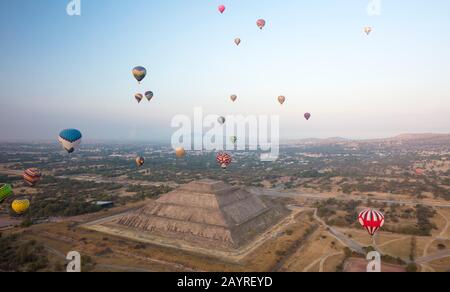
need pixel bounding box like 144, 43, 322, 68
0, 184, 13, 203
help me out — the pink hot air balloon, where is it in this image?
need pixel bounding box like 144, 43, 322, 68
304, 113, 311, 121
257, 19, 266, 30
218, 5, 226, 14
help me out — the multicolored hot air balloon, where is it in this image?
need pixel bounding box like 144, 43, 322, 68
364, 26, 373, 35
257, 19, 266, 30
218, 116, 226, 125
216, 153, 232, 169
358, 209, 385, 237
278, 96, 286, 105
230, 95, 237, 102
11, 199, 30, 215
135, 93, 144, 103
135, 157, 145, 167
234, 38, 241, 46
175, 147, 186, 158
0, 184, 13, 203
23, 168, 42, 187
132, 66, 147, 83
58, 129, 82, 154
218, 5, 225, 14
145, 91, 154, 102
304, 113, 311, 121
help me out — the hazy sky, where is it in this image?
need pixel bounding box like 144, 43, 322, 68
1, 0, 450, 142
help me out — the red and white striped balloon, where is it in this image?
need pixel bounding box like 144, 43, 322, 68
358, 209, 385, 237
216, 153, 232, 169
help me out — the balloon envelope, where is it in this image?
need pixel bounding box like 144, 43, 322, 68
358, 209, 385, 237
23, 168, 42, 187
218, 5, 225, 14
230, 136, 237, 144
304, 113, 311, 121
58, 129, 82, 154
218, 117, 226, 125
175, 147, 186, 158
135, 93, 143, 103
0, 184, 13, 203
145, 91, 154, 101
12, 199, 30, 215
278, 96, 286, 105
257, 19, 266, 30
136, 157, 145, 167
364, 27, 372, 35
234, 38, 241, 46
132, 66, 147, 83
216, 153, 232, 169
230, 95, 237, 102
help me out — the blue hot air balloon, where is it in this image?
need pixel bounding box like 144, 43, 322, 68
58, 129, 82, 154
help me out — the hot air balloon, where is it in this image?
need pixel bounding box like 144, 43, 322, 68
218, 116, 226, 125
132, 66, 147, 83
230, 136, 237, 144
175, 147, 186, 158
135, 93, 144, 103
218, 5, 225, 14
11, 199, 30, 215
145, 91, 154, 102
234, 38, 241, 46
136, 157, 145, 167
257, 19, 266, 30
364, 27, 373, 35
23, 168, 42, 187
230, 95, 237, 102
304, 113, 311, 121
216, 153, 232, 169
58, 129, 82, 154
0, 184, 13, 203
358, 209, 385, 237
278, 96, 286, 105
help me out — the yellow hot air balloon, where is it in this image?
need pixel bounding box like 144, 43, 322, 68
12, 199, 30, 215
175, 147, 186, 158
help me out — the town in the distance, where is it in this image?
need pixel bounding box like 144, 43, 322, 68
1, 133, 449, 272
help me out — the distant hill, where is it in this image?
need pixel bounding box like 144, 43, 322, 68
284, 133, 450, 146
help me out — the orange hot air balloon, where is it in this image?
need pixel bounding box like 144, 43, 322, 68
136, 157, 145, 167
23, 168, 42, 186
175, 147, 186, 158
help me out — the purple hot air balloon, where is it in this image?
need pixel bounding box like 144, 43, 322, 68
304, 113, 311, 121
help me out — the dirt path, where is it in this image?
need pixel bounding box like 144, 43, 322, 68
319, 252, 344, 272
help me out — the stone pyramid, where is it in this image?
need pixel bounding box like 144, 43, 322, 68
115, 180, 287, 250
